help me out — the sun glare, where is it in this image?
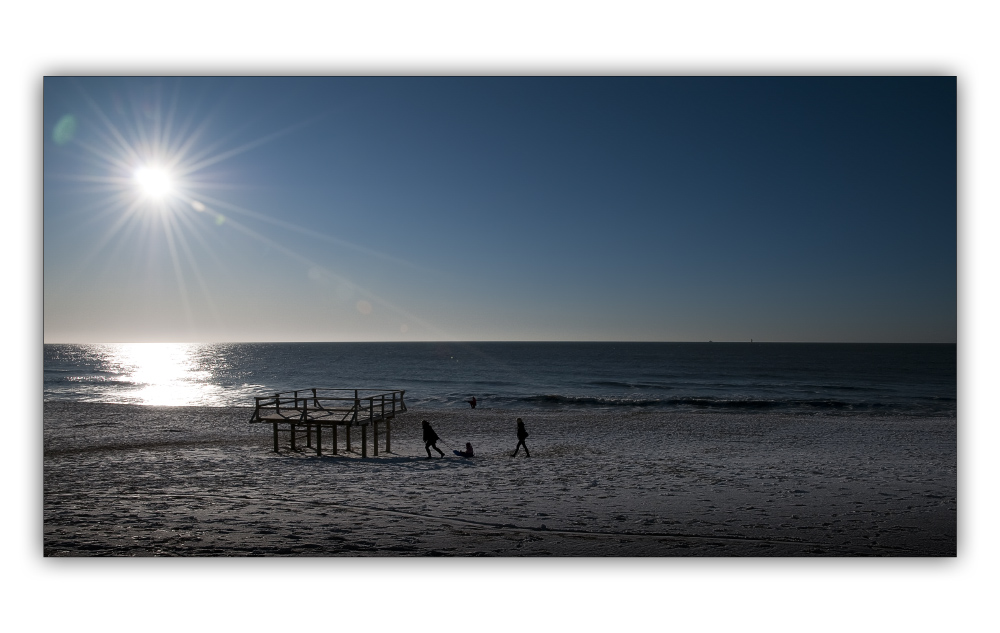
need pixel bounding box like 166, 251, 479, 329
112, 343, 220, 406
64, 81, 425, 341
134, 166, 173, 199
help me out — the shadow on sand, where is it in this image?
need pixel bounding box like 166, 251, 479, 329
270, 450, 482, 470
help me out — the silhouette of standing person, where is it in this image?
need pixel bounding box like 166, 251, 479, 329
467, 396, 477, 409
422, 420, 445, 459
511, 417, 530, 457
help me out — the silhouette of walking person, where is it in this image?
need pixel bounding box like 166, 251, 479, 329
422, 420, 445, 459
511, 417, 530, 457
467, 396, 477, 409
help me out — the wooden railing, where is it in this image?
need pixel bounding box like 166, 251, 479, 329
250, 388, 405, 424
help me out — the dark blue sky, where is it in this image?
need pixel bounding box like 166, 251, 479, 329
43, 77, 955, 342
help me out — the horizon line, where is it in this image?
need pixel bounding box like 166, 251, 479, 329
42, 339, 958, 345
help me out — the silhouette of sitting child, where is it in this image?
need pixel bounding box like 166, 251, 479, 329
453, 442, 474, 458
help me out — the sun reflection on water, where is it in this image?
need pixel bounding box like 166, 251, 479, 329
110, 343, 222, 406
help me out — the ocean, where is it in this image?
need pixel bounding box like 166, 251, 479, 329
43, 342, 956, 416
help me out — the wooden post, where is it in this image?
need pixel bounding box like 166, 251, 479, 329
273, 422, 279, 453
377, 395, 384, 456
362, 424, 367, 458
386, 392, 394, 453
346, 424, 351, 452
312, 388, 319, 408
349, 389, 359, 453
370, 398, 377, 456
333, 424, 338, 455
304, 400, 311, 448
316, 424, 322, 456
290, 423, 296, 450
275, 393, 281, 414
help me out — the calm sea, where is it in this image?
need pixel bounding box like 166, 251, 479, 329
43, 342, 956, 416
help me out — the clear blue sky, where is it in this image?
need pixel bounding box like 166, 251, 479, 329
43, 77, 956, 343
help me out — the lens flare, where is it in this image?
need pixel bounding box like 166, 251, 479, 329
53, 114, 78, 145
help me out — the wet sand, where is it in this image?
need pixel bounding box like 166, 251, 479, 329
43, 402, 956, 556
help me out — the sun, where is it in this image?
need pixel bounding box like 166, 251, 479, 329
134, 166, 173, 199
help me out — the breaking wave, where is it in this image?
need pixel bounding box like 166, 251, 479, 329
515, 393, 951, 414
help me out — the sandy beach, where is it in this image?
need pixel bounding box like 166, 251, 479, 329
43, 402, 955, 556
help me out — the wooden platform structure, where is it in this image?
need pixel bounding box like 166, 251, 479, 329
249, 388, 406, 457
